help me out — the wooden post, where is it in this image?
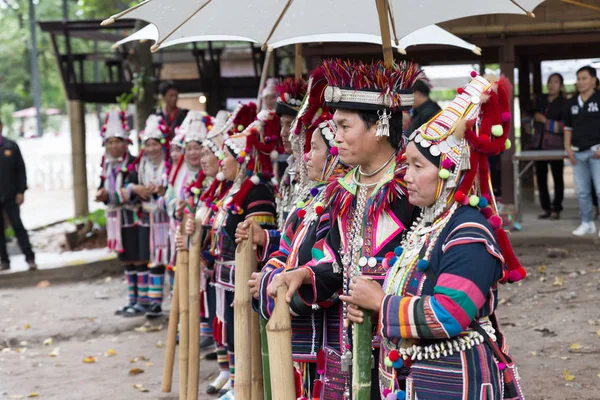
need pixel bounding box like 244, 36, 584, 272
266, 285, 295, 400
499, 41, 516, 208
234, 225, 257, 399
251, 313, 264, 400
295, 44, 303, 79
68, 100, 88, 218
187, 221, 203, 400
179, 215, 191, 400
376, 0, 394, 65
161, 251, 180, 392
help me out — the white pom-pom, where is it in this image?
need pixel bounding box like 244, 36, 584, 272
270, 150, 279, 160
271, 177, 279, 186
250, 175, 260, 185
216, 171, 225, 181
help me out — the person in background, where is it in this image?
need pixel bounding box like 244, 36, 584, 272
564, 66, 600, 236
0, 119, 36, 271
533, 73, 567, 220
261, 78, 279, 110
405, 79, 441, 136
156, 80, 189, 135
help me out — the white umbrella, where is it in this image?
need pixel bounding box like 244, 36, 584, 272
113, 23, 481, 55
102, 0, 544, 59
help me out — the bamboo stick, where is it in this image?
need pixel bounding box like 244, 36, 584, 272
234, 225, 257, 399
187, 222, 203, 400
375, 0, 394, 65
161, 252, 180, 392
260, 317, 272, 400
179, 215, 191, 400
351, 310, 372, 400
266, 285, 295, 400
251, 313, 264, 400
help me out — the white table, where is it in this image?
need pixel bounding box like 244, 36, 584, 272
513, 150, 567, 222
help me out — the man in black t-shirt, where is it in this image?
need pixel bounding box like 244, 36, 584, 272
564, 66, 600, 236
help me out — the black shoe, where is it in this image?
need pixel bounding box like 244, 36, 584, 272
0, 262, 9, 271
200, 336, 214, 349
205, 351, 218, 361
145, 304, 162, 319
538, 211, 551, 219
549, 212, 561, 221
115, 302, 136, 315
123, 303, 149, 317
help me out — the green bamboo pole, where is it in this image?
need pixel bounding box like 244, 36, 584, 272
260, 316, 272, 400
352, 310, 372, 399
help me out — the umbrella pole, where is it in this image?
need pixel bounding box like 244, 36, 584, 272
251, 313, 264, 400
257, 47, 274, 109
179, 215, 191, 400
376, 0, 394, 65
234, 225, 257, 399
161, 252, 180, 392
187, 222, 203, 400
295, 44, 302, 79
266, 284, 296, 400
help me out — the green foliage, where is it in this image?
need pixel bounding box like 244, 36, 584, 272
4, 227, 15, 241
68, 209, 107, 228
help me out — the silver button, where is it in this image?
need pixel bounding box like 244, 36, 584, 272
368, 257, 377, 268
358, 257, 368, 267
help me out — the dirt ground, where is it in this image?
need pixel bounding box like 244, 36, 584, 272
0, 242, 599, 400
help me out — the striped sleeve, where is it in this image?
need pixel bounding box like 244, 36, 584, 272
378, 222, 503, 340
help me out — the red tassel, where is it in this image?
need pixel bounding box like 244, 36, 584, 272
495, 227, 526, 283
312, 379, 322, 399
316, 349, 325, 375
294, 367, 303, 398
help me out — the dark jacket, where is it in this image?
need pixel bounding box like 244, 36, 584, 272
0, 136, 27, 203
156, 108, 189, 138
405, 99, 442, 137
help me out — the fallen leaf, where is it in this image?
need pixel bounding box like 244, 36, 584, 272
129, 367, 144, 375
48, 347, 60, 357
28, 393, 39, 398
88, 317, 96, 322
155, 341, 164, 348
134, 326, 149, 333
553, 277, 564, 286
138, 355, 149, 361
43, 338, 54, 346
8, 395, 24, 399
36, 280, 50, 288
105, 349, 117, 357
146, 362, 153, 367
564, 369, 575, 381
538, 265, 547, 274
597, 329, 600, 337
133, 383, 149, 392
24, 324, 31, 330
82, 356, 97, 364
597, 372, 600, 378
559, 356, 569, 360
129, 357, 138, 363
530, 351, 537, 356
569, 343, 583, 350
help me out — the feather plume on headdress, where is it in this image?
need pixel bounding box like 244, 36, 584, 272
275, 78, 308, 117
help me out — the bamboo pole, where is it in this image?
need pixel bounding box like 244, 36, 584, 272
260, 317, 272, 400
351, 311, 372, 400
251, 313, 264, 400
375, 0, 394, 65
187, 221, 203, 400
295, 44, 302, 79
266, 285, 295, 400
178, 214, 191, 400
234, 225, 257, 399
161, 253, 181, 392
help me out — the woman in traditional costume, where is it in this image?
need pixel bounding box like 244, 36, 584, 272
268, 59, 420, 399
341, 73, 526, 400
95, 109, 149, 317
126, 115, 171, 318
210, 106, 279, 399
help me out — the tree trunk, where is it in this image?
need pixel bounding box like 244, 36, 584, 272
130, 20, 156, 133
